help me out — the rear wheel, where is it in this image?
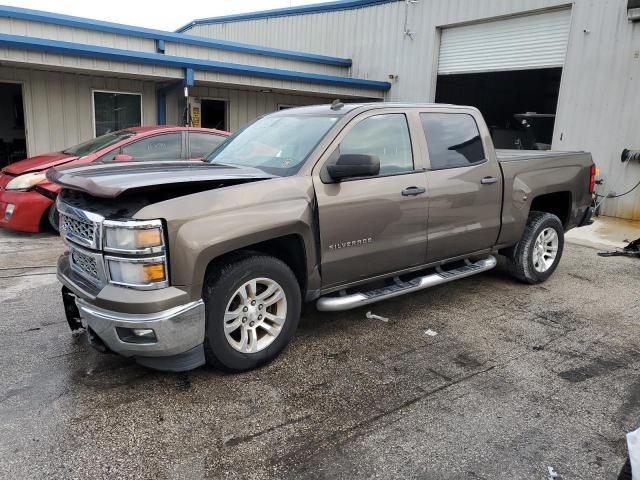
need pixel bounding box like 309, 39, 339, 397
505, 211, 564, 284
202, 255, 301, 372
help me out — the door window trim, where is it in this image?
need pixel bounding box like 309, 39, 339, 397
91, 89, 143, 138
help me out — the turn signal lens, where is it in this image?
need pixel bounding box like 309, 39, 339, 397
142, 263, 166, 282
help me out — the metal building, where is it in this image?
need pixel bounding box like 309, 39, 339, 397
0, 1, 639, 219
179, 0, 640, 220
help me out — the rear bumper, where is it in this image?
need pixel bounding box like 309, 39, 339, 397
578, 206, 595, 227
0, 189, 53, 232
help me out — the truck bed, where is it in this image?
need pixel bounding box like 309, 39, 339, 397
496, 149, 587, 162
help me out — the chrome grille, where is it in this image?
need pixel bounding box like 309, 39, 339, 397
70, 247, 101, 285
57, 200, 103, 250
60, 214, 96, 243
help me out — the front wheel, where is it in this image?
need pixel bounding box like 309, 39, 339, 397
46, 204, 60, 233
505, 211, 565, 284
202, 255, 301, 372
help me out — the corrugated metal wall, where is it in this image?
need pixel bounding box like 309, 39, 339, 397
0, 65, 156, 156
166, 85, 338, 131
185, 0, 640, 219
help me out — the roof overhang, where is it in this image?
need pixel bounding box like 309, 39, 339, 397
0, 33, 391, 92
0, 5, 352, 67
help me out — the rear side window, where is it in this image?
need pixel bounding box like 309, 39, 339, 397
338, 113, 413, 175
189, 133, 226, 159
420, 113, 485, 170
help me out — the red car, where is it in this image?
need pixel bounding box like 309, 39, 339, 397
0, 126, 229, 233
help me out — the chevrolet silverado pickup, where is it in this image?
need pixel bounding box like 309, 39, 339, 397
49, 103, 596, 372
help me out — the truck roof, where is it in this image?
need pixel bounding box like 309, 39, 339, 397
272, 102, 471, 116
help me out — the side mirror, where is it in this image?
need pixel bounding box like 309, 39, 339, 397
326, 154, 380, 181
113, 153, 134, 162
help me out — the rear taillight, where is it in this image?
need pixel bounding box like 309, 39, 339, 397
589, 164, 596, 194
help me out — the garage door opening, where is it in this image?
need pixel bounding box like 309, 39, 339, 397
201, 99, 227, 131
435, 68, 562, 150
0, 82, 26, 168
436, 8, 571, 150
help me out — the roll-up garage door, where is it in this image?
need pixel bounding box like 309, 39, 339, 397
438, 9, 572, 75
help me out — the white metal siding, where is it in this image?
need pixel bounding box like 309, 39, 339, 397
185, 0, 640, 220
438, 9, 572, 74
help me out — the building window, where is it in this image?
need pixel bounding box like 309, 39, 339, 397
93, 91, 142, 137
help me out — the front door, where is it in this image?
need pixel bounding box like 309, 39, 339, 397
313, 111, 429, 288
419, 111, 502, 263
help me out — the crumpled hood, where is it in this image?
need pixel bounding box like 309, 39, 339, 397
47, 161, 275, 198
3, 152, 78, 175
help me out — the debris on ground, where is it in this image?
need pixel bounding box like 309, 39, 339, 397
365, 311, 389, 323
598, 237, 640, 258
424, 329, 438, 337
547, 466, 561, 479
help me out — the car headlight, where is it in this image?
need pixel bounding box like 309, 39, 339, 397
5, 172, 47, 191
105, 255, 168, 289
103, 219, 165, 254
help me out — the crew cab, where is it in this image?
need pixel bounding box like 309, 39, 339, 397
49, 103, 595, 372
0, 126, 228, 233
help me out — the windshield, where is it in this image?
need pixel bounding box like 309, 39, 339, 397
207, 114, 339, 176
63, 130, 136, 156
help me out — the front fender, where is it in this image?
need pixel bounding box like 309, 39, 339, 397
173, 198, 316, 298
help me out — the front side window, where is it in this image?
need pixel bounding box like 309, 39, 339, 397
337, 114, 413, 175
189, 133, 227, 159
208, 114, 339, 176
93, 91, 142, 137
120, 133, 182, 161
421, 113, 485, 170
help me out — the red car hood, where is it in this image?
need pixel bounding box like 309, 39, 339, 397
2, 152, 79, 175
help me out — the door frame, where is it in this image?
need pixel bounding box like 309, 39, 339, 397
198, 97, 229, 131
0, 80, 29, 159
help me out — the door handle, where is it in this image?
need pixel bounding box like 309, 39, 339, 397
401, 186, 426, 196
480, 176, 498, 185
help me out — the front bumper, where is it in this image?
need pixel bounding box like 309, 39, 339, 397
59, 254, 207, 372
75, 297, 206, 358
0, 188, 53, 232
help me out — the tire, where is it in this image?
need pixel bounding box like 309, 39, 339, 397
202, 254, 301, 372
617, 457, 631, 480
46, 204, 60, 233
505, 211, 564, 284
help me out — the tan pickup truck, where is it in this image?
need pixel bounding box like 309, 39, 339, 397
49, 103, 596, 372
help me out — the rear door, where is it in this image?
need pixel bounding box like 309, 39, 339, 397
420, 109, 502, 263
313, 109, 429, 288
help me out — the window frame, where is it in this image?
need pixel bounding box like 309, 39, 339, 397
318, 110, 423, 184
91, 89, 143, 138
419, 111, 488, 171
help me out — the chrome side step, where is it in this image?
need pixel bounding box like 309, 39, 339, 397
316, 256, 497, 312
